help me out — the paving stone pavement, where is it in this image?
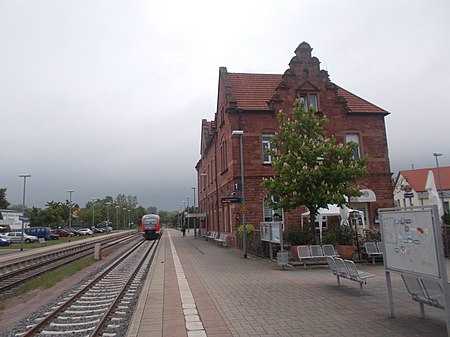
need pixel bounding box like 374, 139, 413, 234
128, 229, 449, 337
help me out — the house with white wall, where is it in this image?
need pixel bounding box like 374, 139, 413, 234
393, 167, 449, 214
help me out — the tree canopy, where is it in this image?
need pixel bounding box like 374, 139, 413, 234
0, 188, 10, 209
262, 100, 367, 231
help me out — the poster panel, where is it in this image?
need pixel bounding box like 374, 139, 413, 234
380, 208, 440, 278
260, 222, 282, 243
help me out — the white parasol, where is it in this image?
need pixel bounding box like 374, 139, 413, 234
425, 170, 444, 219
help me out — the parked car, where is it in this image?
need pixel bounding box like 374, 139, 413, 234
25, 227, 59, 240
0, 233, 12, 244
95, 223, 112, 233
0, 234, 11, 246
4, 232, 39, 244
52, 229, 75, 238
77, 228, 93, 236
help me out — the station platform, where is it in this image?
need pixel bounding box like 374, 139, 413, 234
127, 229, 448, 337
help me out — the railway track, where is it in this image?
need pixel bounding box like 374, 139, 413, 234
0, 233, 138, 293
16, 238, 158, 337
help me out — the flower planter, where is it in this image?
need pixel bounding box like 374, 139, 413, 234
337, 245, 356, 260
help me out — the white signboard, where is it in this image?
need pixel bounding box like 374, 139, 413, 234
380, 208, 440, 278
260, 222, 283, 243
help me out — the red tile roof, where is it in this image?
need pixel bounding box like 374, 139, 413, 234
400, 167, 450, 192
226, 72, 388, 114
228, 73, 281, 110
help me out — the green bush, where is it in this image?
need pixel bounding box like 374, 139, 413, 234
237, 223, 254, 237
285, 227, 315, 245
322, 224, 354, 245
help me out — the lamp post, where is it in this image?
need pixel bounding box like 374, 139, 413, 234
105, 202, 111, 226
186, 196, 190, 233
232, 130, 247, 258
19, 174, 31, 252
115, 205, 119, 231
200, 173, 208, 237
67, 190, 75, 231
351, 210, 361, 261
91, 198, 96, 228
192, 187, 196, 238
128, 209, 131, 228
122, 208, 127, 230
183, 200, 186, 230
433, 153, 446, 218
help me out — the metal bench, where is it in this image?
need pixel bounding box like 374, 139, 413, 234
402, 274, 447, 318
364, 241, 383, 265
329, 257, 375, 294
206, 231, 217, 241
214, 233, 228, 247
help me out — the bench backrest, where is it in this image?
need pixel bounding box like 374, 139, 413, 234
322, 244, 337, 256
334, 258, 349, 277
297, 245, 312, 258
310, 245, 324, 257
376, 241, 384, 254
402, 275, 429, 303
326, 256, 338, 274
344, 260, 361, 279
364, 241, 379, 255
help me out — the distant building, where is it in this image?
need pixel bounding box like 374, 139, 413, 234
394, 167, 450, 212
0, 209, 29, 230
196, 42, 394, 251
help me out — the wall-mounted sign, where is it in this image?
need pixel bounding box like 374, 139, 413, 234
221, 196, 241, 203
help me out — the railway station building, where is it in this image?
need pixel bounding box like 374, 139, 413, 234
195, 42, 394, 253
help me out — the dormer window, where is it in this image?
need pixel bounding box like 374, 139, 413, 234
299, 93, 318, 111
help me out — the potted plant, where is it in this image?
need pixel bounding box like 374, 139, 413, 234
323, 224, 355, 259
286, 228, 315, 260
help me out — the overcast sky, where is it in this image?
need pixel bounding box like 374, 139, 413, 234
1, 0, 449, 211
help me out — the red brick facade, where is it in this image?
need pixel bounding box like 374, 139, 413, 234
196, 42, 394, 251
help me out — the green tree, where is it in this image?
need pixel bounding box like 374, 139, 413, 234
0, 188, 10, 209
262, 100, 367, 234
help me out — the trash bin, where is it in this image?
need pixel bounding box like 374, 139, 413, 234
277, 251, 288, 267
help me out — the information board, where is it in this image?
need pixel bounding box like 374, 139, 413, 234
260, 222, 282, 243
380, 208, 440, 278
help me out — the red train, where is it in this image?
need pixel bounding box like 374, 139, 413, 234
141, 214, 161, 240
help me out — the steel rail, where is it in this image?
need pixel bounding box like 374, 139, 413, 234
20, 238, 156, 336
0, 233, 139, 292
90, 238, 158, 336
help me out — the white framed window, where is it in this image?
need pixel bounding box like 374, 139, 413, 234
345, 133, 361, 160
315, 216, 328, 229
262, 134, 275, 164
263, 195, 283, 222
299, 93, 318, 111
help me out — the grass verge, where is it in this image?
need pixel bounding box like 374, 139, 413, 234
0, 255, 96, 311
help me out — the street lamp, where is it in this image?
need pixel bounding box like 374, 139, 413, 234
351, 210, 361, 261
91, 198, 96, 228
186, 196, 190, 233
192, 187, 196, 238
128, 209, 131, 228
183, 200, 186, 230
115, 205, 119, 231
200, 173, 208, 237
19, 174, 31, 252
67, 190, 75, 241
232, 130, 247, 258
123, 208, 127, 230
434, 153, 446, 219
105, 202, 111, 226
